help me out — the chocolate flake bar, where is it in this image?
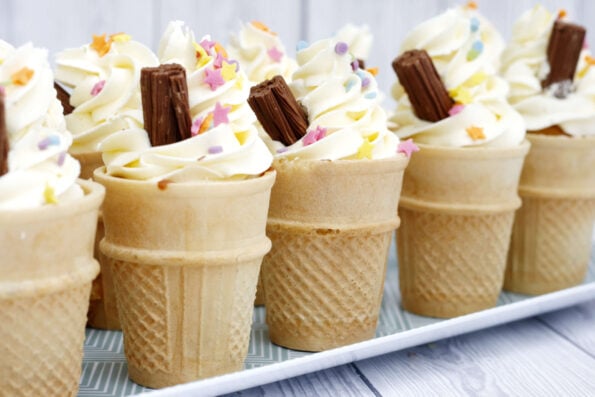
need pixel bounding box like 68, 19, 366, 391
141, 64, 192, 146
0, 92, 8, 176
54, 82, 74, 115
541, 20, 586, 90
392, 49, 453, 122
248, 75, 308, 146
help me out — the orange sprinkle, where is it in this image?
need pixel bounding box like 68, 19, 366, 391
557, 9, 567, 19
466, 1, 478, 10
466, 125, 485, 141
199, 113, 214, 134
91, 34, 112, 57
11, 67, 34, 85
586, 55, 595, 65
214, 42, 228, 58
366, 67, 379, 76
251, 21, 277, 35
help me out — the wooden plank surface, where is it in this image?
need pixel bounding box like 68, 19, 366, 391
539, 299, 595, 356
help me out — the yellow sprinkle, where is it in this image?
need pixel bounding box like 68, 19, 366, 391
221, 61, 237, 81
235, 131, 250, 145
43, 184, 58, 204
214, 42, 228, 58
91, 34, 112, 57
11, 67, 34, 85
356, 140, 374, 159
251, 21, 276, 35
347, 110, 366, 121
449, 86, 472, 105
366, 132, 379, 142
124, 159, 141, 168
235, 73, 244, 89
466, 72, 487, 87
466, 125, 485, 141
366, 67, 379, 76
110, 33, 131, 43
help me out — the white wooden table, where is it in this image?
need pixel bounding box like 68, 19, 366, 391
222, 299, 595, 396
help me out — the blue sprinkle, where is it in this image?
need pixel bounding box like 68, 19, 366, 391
345, 79, 356, 92
470, 17, 480, 32
356, 70, 367, 80
472, 40, 484, 53
296, 40, 309, 51
364, 92, 377, 99
37, 135, 61, 150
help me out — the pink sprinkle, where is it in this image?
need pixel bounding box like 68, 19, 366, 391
267, 46, 283, 62
208, 145, 223, 154
57, 152, 66, 166
0, 86, 5, 96
214, 52, 225, 68
200, 38, 216, 54
334, 42, 348, 55
303, 126, 327, 146
204, 68, 225, 91
191, 117, 203, 136
448, 104, 465, 116
212, 102, 231, 126
397, 139, 420, 158
583, 39, 589, 49
91, 80, 106, 96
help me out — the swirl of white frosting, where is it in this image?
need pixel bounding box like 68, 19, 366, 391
158, 20, 197, 71
334, 24, 373, 62
0, 42, 82, 209
501, 5, 595, 136
227, 21, 298, 83
55, 34, 159, 153
391, 5, 525, 148
273, 38, 398, 160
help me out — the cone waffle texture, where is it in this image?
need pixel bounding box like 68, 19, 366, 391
74, 152, 121, 329
0, 179, 104, 396
95, 169, 275, 388
262, 157, 409, 352
505, 133, 595, 294
397, 142, 530, 318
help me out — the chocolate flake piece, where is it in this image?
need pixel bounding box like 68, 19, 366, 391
54, 82, 74, 115
0, 92, 8, 176
541, 20, 586, 90
248, 75, 308, 146
392, 49, 453, 122
141, 64, 192, 146
357, 59, 366, 69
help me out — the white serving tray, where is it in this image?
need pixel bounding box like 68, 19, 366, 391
79, 239, 595, 397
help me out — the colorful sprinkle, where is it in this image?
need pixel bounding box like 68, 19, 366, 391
466, 1, 478, 10
200, 38, 216, 54
110, 33, 131, 43
466, 40, 484, 61
252, 21, 276, 35
467, 72, 487, 86
557, 9, 567, 20
194, 42, 212, 68
91, 80, 106, 96
470, 17, 480, 32
208, 145, 223, 154
57, 152, 66, 166
204, 68, 225, 90
361, 77, 371, 88
351, 60, 359, 71
191, 117, 203, 136
235, 131, 249, 145
214, 42, 228, 58
449, 86, 472, 104
212, 102, 231, 126
91, 34, 111, 57
296, 40, 309, 51
397, 139, 420, 158
0, 86, 5, 96
220, 61, 237, 81
364, 92, 377, 99
466, 125, 485, 141
366, 67, 379, 76
334, 42, 349, 55
276, 147, 288, 154
11, 67, 34, 86
448, 104, 465, 116
303, 126, 327, 146
345, 79, 356, 92
356, 140, 374, 159
38, 135, 61, 150
267, 46, 283, 62
44, 184, 58, 204
214, 52, 224, 68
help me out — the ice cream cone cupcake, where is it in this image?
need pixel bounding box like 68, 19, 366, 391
0, 41, 104, 396
55, 33, 158, 329
250, 37, 408, 351
501, 6, 595, 294
390, 4, 529, 318
97, 31, 275, 388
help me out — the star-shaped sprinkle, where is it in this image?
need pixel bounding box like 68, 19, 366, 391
356, 140, 374, 159
267, 46, 283, 62
397, 139, 420, 158
235, 131, 250, 145
366, 67, 379, 76
466, 125, 485, 141
212, 102, 231, 126
11, 67, 34, 85
191, 117, 203, 136
220, 61, 237, 81
204, 68, 225, 91
214, 52, 224, 68
303, 126, 327, 146
91, 80, 106, 96
200, 38, 216, 54
110, 33, 131, 43
448, 104, 465, 116
91, 34, 111, 57
252, 21, 276, 35
335, 42, 348, 55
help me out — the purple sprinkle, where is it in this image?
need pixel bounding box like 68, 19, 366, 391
38, 135, 60, 150
351, 60, 359, 71
208, 145, 223, 154
57, 151, 66, 166
361, 77, 370, 88
276, 147, 288, 154
228, 59, 240, 72
334, 42, 348, 55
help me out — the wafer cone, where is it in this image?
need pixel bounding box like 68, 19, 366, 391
73, 151, 120, 329
505, 133, 595, 294
262, 157, 409, 352
397, 142, 530, 318
0, 179, 104, 396
95, 168, 275, 388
